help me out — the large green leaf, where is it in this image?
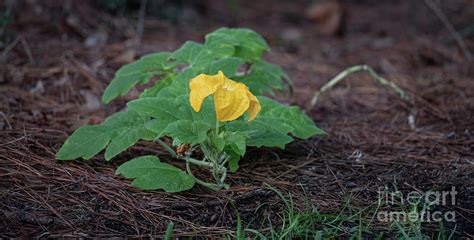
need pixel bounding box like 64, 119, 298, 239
225, 120, 293, 149
128, 97, 180, 120
102, 111, 157, 160
205, 28, 270, 61
56, 111, 156, 161
204, 32, 237, 58
258, 97, 325, 139
156, 68, 197, 99
253, 60, 288, 91
170, 41, 216, 67
235, 60, 289, 95
102, 72, 153, 104
105, 127, 154, 160
56, 125, 113, 160
102, 52, 175, 104
225, 97, 324, 148
116, 155, 195, 192
173, 95, 216, 126
162, 120, 212, 145
135, 95, 214, 124
139, 74, 173, 98
251, 60, 289, 89
201, 57, 244, 76
128, 94, 215, 142
236, 72, 274, 96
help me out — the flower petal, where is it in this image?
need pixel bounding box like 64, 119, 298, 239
214, 79, 250, 121
189, 72, 224, 112
246, 90, 261, 121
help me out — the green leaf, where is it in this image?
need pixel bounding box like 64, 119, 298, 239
157, 68, 197, 99
224, 132, 247, 173
128, 97, 180, 120
204, 32, 237, 58
56, 125, 113, 160
205, 28, 269, 61
56, 111, 157, 161
102, 52, 175, 104
129, 93, 216, 140
225, 97, 324, 148
226, 120, 294, 149
128, 97, 179, 137
227, 152, 241, 173
201, 57, 244, 76
140, 75, 173, 98
212, 134, 226, 152
173, 95, 216, 127
236, 72, 274, 96
258, 97, 325, 139
204, 28, 241, 58
252, 60, 288, 88
104, 127, 155, 160
225, 132, 246, 156
102, 111, 157, 160
170, 41, 216, 66
102, 72, 153, 104
145, 119, 170, 135
236, 60, 289, 95
116, 155, 195, 192
162, 120, 212, 145
246, 129, 293, 148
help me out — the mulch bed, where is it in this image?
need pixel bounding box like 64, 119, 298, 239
1, 0, 473, 237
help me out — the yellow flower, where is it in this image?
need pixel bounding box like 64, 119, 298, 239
189, 71, 261, 122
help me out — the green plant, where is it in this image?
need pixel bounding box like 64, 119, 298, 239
56, 28, 325, 192
229, 186, 457, 239
164, 222, 174, 240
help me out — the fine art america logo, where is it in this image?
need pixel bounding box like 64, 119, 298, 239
377, 187, 457, 223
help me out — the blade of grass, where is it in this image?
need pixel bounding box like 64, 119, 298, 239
164, 222, 174, 240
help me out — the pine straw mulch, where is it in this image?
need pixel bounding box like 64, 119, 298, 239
1, 0, 474, 238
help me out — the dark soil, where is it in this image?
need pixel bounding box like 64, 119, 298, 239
1, 0, 473, 238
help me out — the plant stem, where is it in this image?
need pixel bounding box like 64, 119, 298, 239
219, 168, 228, 187
185, 157, 211, 167
215, 120, 220, 137
310, 65, 412, 108
155, 138, 177, 158
184, 156, 226, 173
185, 159, 221, 191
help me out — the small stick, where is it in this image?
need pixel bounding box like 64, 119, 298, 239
0, 35, 21, 62
424, 0, 472, 61
310, 65, 412, 108
136, 0, 147, 46
20, 36, 35, 65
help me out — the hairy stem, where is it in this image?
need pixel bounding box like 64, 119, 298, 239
155, 138, 177, 158
179, 138, 230, 190
185, 160, 221, 191
184, 156, 226, 173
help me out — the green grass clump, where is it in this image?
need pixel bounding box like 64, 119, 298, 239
223, 185, 459, 240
